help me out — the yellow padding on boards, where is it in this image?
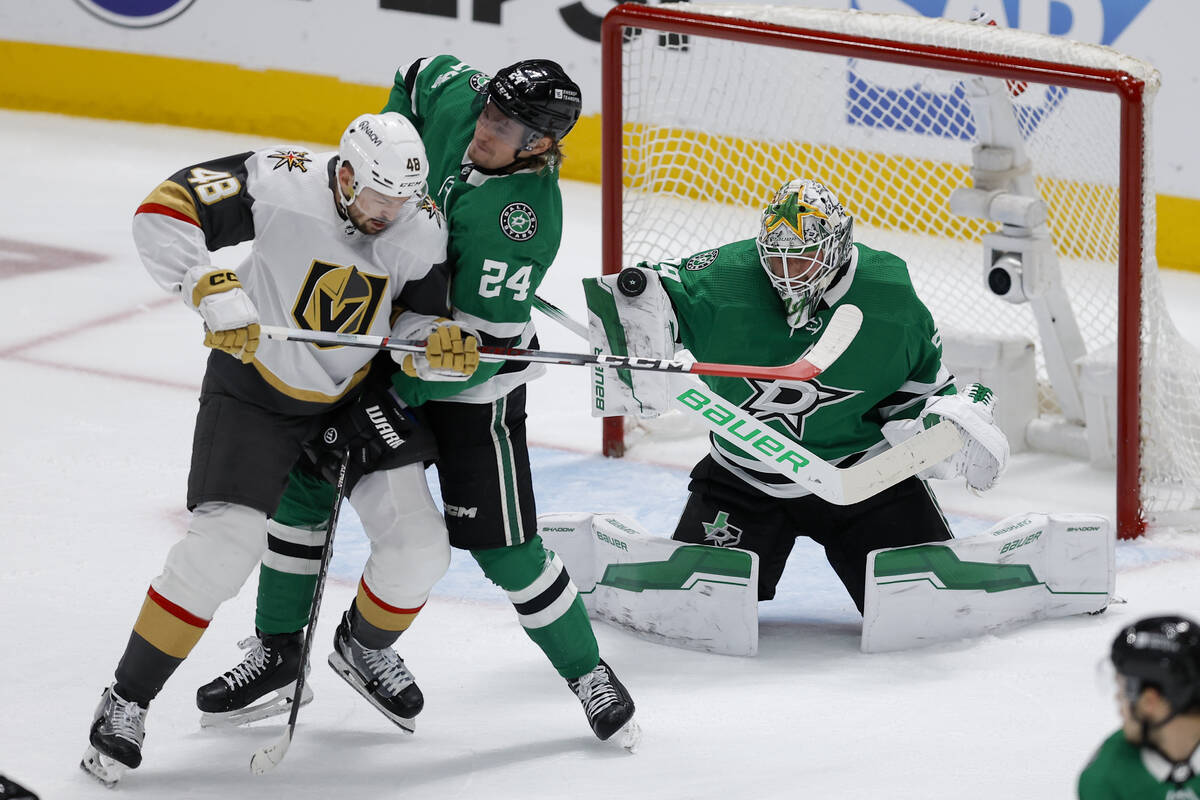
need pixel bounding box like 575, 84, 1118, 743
0, 41, 1194, 271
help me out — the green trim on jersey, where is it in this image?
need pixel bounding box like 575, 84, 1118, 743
1078, 730, 1200, 799
382, 54, 563, 406
645, 240, 952, 457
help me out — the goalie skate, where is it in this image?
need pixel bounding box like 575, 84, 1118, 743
327, 611, 422, 733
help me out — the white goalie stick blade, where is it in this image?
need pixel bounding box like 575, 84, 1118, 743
200, 681, 314, 728
81, 745, 127, 787
327, 650, 417, 734
669, 374, 963, 505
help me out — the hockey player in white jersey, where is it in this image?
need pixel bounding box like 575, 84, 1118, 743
81, 112, 470, 785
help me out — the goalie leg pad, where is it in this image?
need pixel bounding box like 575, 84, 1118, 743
541, 512, 760, 657
862, 512, 1114, 653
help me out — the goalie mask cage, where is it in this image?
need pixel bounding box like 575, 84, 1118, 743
600, 3, 1198, 540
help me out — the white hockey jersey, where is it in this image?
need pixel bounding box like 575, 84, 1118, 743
133, 147, 447, 405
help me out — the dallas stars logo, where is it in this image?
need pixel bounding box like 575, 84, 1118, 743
762, 191, 826, 241
267, 150, 312, 172
500, 202, 537, 241
702, 511, 742, 548
742, 377, 859, 441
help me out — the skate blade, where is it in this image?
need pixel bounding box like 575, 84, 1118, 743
81, 745, 127, 787
199, 682, 314, 728
612, 717, 641, 753
327, 651, 417, 734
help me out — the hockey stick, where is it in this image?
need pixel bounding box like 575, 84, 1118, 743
250, 447, 351, 774
526, 301, 963, 504
667, 373, 963, 505
259, 304, 862, 383
533, 294, 589, 340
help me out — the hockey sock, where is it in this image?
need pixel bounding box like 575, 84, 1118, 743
115, 586, 209, 706
255, 469, 335, 635
472, 537, 600, 679
255, 519, 326, 635
348, 578, 424, 650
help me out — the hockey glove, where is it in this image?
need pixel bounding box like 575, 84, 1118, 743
882, 383, 1009, 492
182, 265, 260, 364
303, 384, 438, 492
391, 312, 480, 381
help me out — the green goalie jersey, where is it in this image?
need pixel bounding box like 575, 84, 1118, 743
644, 239, 955, 498
1078, 730, 1200, 799
381, 54, 563, 405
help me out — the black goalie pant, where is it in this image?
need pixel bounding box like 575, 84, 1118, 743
672, 456, 953, 612
423, 385, 537, 551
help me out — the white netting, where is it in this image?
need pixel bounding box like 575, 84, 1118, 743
612, 4, 1200, 527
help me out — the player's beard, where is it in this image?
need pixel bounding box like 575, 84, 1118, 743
346, 205, 390, 235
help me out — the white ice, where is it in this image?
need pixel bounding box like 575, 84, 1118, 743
1, 110, 1198, 799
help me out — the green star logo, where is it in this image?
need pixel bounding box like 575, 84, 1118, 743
763, 192, 825, 240
702, 511, 743, 547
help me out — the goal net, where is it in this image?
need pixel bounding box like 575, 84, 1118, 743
599, 2, 1200, 538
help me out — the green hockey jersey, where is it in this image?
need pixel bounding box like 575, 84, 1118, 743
381, 54, 564, 406
1079, 729, 1200, 799
642, 239, 955, 498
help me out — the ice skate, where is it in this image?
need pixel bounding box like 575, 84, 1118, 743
327, 611, 422, 733
196, 631, 312, 727
80, 685, 146, 786
568, 659, 639, 750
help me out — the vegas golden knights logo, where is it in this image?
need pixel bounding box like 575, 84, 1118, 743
292, 261, 388, 346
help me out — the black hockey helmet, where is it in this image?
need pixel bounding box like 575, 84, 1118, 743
1111, 615, 1200, 715
485, 59, 582, 142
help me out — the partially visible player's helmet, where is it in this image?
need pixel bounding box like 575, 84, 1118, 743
338, 112, 428, 206
1111, 615, 1200, 717
483, 59, 582, 148
755, 178, 854, 329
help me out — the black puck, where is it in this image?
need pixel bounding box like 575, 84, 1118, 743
617, 268, 647, 297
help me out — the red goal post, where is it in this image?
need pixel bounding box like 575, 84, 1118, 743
599, 3, 1175, 540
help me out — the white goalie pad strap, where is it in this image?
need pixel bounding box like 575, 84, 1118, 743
538, 512, 760, 656
862, 512, 1114, 653
152, 502, 268, 619
263, 519, 327, 576
583, 268, 676, 418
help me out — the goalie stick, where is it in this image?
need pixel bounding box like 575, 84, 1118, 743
529, 299, 963, 504
259, 304, 862, 383
249, 448, 351, 774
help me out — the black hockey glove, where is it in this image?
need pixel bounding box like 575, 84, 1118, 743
303, 385, 438, 492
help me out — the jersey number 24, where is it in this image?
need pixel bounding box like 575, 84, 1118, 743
479, 259, 533, 301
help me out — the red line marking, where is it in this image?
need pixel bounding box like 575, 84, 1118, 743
0, 297, 176, 358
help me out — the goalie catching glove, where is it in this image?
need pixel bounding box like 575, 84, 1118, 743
182, 265, 260, 363
882, 383, 1009, 492
391, 313, 480, 381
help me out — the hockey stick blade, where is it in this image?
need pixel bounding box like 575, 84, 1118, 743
249, 729, 292, 774
259, 305, 862, 383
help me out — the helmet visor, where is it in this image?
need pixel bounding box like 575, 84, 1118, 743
474, 98, 544, 152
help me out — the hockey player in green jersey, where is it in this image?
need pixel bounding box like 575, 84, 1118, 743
586, 178, 1009, 611
1079, 615, 1200, 799
198, 57, 638, 746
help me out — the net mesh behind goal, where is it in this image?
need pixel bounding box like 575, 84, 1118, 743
601, 3, 1200, 537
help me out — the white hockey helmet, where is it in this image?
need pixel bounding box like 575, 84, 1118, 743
337, 112, 428, 207
755, 178, 854, 329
